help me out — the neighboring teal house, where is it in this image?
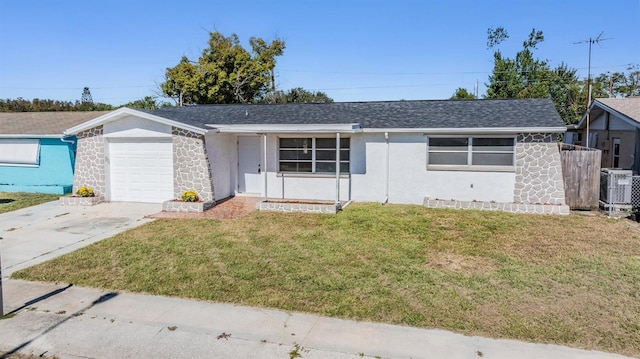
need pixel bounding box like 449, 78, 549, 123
0, 111, 108, 194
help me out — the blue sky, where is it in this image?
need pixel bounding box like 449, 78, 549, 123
1, 0, 638, 105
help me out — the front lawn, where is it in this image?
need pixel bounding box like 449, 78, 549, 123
13, 203, 640, 357
0, 192, 60, 214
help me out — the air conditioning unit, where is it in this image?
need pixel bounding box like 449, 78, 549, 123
600, 169, 633, 214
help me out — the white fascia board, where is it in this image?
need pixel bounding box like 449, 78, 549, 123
0, 134, 63, 139
64, 107, 207, 136
362, 127, 567, 134
206, 123, 362, 133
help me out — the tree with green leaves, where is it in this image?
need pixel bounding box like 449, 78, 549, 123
161, 31, 285, 105
450, 87, 475, 100
484, 27, 590, 124
0, 97, 113, 112
485, 27, 551, 99
122, 96, 171, 110
594, 65, 640, 98
266, 87, 333, 103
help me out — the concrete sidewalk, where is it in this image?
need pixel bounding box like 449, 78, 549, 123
0, 201, 160, 277
0, 279, 630, 359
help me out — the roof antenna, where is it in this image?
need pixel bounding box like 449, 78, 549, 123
573, 31, 612, 148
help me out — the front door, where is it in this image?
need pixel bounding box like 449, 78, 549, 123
238, 136, 262, 194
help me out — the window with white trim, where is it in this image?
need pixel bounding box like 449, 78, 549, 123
279, 137, 350, 173
428, 137, 515, 169
0, 139, 40, 166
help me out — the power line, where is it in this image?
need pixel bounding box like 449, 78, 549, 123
0, 63, 633, 92
0, 85, 155, 90
279, 63, 631, 76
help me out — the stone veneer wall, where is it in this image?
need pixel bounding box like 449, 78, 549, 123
424, 198, 569, 215
257, 201, 340, 214
172, 127, 214, 202
513, 133, 566, 206
72, 126, 106, 200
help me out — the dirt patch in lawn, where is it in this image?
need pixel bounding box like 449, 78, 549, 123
427, 253, 498, 274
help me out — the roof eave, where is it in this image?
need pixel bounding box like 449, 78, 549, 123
576, 99, 640, 129
206, 123, 362, 133
0, 134, 66, 139
64, 107, 207, 136
362, 127, 567, 134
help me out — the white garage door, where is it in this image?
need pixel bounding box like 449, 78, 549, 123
108, 139, 174, 203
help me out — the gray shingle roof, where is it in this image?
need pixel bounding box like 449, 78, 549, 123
0, 111, 110, 135
595, 97, 640, 123
145, 98, 563, 130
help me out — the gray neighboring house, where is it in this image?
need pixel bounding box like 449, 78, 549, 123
566, 97, 640, 173
63, 98, 570, 214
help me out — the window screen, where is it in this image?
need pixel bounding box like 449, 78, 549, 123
0, 139, 40, 165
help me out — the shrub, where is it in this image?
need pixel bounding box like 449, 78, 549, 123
181, 190, 199, 202
76, 186, 94, 197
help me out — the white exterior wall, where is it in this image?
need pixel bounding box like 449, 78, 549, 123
103, 116, 171, 138
217, 133, 517, 204
350, 134, 386, 202
205, 132, 237, 200
351, 133, 515, 204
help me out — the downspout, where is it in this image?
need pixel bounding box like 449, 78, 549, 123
383, 132, 390, 204
336, 132, 341, 205
61, 134, 78, 170
263, 133, 268, 201
60, 135, 76, 145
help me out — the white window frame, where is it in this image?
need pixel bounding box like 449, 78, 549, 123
427, 136, 515, 172
278, 136, 350, 175
0, 139, 41, 167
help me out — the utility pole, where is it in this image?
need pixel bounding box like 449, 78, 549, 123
271, 68, 276, 104
609, 72, 613, 97
574, 32, 612, 148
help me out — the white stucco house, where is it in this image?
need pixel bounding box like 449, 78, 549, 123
62, 98, 569, 214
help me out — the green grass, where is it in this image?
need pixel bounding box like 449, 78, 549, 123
13, 203, 640, 357
0, 192, 60, 214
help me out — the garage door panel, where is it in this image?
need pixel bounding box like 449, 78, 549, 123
108, 140, 174, 203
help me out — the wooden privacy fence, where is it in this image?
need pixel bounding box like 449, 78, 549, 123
559, 143, 601, 210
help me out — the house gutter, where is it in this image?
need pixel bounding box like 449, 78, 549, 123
362, 127, 567, 134
207, 123, 362, 134
0, 134, 63, 139
384, 132, 390, 204
60, 134, 76, 146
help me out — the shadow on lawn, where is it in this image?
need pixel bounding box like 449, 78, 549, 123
0, 199, 15, 204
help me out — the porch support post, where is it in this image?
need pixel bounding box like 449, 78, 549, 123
263, 133, 268, 201
336, 132, 340, 205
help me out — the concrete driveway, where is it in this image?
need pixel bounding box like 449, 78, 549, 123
0, 201, 161, 277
